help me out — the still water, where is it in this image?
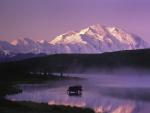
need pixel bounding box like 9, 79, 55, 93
6, 71, 150, 113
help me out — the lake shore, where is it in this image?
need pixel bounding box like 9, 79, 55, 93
0, 74, 95, 113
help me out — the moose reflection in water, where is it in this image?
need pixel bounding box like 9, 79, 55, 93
67, 85, 82, 96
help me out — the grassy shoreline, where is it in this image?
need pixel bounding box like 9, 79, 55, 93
0, 74, 94, 113
0, 99, 94, 113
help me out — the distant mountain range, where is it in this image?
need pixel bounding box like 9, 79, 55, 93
0, 24, 149, 57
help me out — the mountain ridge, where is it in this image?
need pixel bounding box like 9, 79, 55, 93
0, 24, 149, 55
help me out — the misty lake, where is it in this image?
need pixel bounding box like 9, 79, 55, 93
6, 70, 150, 113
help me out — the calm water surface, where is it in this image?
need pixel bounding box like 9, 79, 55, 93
6, 72, 150, 113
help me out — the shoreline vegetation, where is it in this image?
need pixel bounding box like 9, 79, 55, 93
1, 49, 150, 113
0, 74, 95, 113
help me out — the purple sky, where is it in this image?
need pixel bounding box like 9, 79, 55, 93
0, 0, 150, 42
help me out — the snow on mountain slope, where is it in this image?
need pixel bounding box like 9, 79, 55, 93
0, 40, 16, 55
0, 24, 149, 55
10, 38, 54, 54
50, 24, 149, 53
37, 40, 55, 54
11, 38, 41, 54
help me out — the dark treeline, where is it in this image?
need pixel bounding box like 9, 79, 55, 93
1, 48, 150, 77
0, 53, 46, 63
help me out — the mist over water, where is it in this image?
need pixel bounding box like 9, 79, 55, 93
6, 68, 150, 113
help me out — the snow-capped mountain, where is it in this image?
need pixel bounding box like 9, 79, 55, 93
11, 38, 41, 54
0, 40, 16, 55
0, 24, 149, 55
10, 38, 54, 54
50, 24, 149, 53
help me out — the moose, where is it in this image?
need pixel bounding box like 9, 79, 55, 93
67, 85, 82, 96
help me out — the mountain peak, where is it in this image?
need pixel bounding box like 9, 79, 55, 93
0, 24, 149, 55
50, 24, 149, 53
106, 26, 127, 34
79, 24, 107, 37
106, 27, 119, 32
88, 24, 105, 30
37, 40, 47, 44
11, 37, 35, 46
